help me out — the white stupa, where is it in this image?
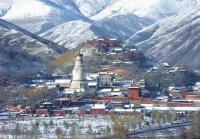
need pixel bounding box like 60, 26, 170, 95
70, 52, 86, 89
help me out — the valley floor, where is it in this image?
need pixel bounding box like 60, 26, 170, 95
0, 115, 192, 139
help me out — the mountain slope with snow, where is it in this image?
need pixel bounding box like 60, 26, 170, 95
74, 0, 117, 17
0, 0, 86, 33
91, 14, 153, 39
0, 19, 66, 53
0, 0, 12, 16
92, 0, 200, 21
41, 13, 152, 49
1, 0, 200, 34
127, 9, 200, 73
40, 0, 200, 48
41, 20, 97, 49
0, 19, 66, 76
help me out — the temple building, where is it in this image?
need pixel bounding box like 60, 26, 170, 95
70, 52, 87, 92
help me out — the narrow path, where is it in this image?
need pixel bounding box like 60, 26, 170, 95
129, 121, 191, 135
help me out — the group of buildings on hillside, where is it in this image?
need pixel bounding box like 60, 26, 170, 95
82, 38, 137, 57
2, 51, 197, 117
1, 38, 200, 117
147, 62, 187, 74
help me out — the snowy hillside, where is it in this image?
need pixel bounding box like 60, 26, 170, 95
0, 19, 66, 53
40, 0, 200, 48
41, 20, 97, 49
0, 0, 86, 33
1, 0, 199, 34
0, 0, 12, 16
0, 18, 66, 75
91, 14, 153, 39
41, 13, 152, 49
74, 0, 116, 17
127, 9, 200, 73
92, 0, 200, 21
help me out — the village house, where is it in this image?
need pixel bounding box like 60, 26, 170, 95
127, 48, 137, 57
90, 104, 108, 115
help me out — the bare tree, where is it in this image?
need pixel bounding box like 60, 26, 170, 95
151, 110, 164, 126
70, 125, 78, 139
189, 112, 200, 139
55, 128, 64, 139
43, 121, 49, 135
110, 114, 128, 139
129, 112, 141, 132
14, 123, 21, 139
164, 108, 176, 124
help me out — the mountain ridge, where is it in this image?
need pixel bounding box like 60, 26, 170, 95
0, 18, 66, 53
127, 9, 200, 73
0, 18, 67, 77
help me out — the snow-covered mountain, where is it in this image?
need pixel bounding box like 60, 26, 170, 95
0, 0, 86, 33
0, 19, 66, 53
41, 20, 96, 49
127, 9, 200, 73
41, 14, 151, 49
92, 0, 200, 21
40, 0, 200, 48
74, 0, 117, 17
0, 18, 66, 75
0, 0, 12, 16
1, 0, 200, 49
